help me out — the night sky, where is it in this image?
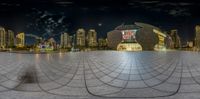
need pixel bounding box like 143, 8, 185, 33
0, 0, 200, 44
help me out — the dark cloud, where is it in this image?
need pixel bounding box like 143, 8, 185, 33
55, 1, 73, 4
128, 3, 135, 5
169, 9, 191, 16
55, 1, 73, 6
129, 1, 193, 17
138, 1, 160, 4
151, 8, 162, 12
179, 2, 193, 6
155, 2, 194, 6
0, 2, 20, 6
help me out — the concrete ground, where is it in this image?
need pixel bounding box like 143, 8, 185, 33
0, 51, 200, 99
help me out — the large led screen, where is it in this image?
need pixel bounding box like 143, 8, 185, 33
121, 30, 137, 43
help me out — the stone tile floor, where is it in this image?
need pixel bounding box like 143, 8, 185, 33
0, 51, 200, 99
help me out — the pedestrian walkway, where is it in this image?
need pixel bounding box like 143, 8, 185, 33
0, 51, 200, 99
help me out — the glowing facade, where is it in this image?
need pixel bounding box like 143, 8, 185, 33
7, 30, 15, 47
117, 43, 142, 51
76, 28, 86, 47
16, 32, 25, 47
87, 29, 97, 47
187, 41, 193, 48
98, 38, 108, 48
107, 22, 163, 50
170, 29, 181, 48
0, 27, 6, 49
117, 29, 142, 51
60, 33, 71, 48
153, 29, 167, 51
195, 25, 200, 49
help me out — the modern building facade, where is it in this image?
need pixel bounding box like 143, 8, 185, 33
187, 41, 194, 48
0, 27, 6, 49
107, 22, 167, 51
16, 32, 25, 48
98, 38, 108, 48
107, 30, 122, 50
170, 29, 181, 48
7, 30, 15, 47
195, 25, 200, 49
153, 29, 167, 50
60, 33, 71, 48
165, 34, 174, 49
116, 28, 142, 51
76, 28, 86, 47
87, 29, 97, 47
134, 22, 159, 50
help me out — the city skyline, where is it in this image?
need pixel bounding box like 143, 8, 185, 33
1, 1, 200, 99
0, 24, 198, 45
0, 0, 200, 43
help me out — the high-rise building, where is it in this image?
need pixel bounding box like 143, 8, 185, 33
60, 33, 71, 48
0, 27, 6, 49
87, 29, 97, 47
195, 25, 200, 49
76, 28, 86, 47
170, 29, 181, 48
7, 30, 15, 47
16, 32, 25, 47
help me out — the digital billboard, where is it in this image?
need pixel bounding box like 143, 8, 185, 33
121, 30, 137, 43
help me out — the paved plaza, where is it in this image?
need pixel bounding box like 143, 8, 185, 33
0, 51, 200, 99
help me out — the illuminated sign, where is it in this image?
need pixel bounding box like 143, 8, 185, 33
121, 30, 137, 43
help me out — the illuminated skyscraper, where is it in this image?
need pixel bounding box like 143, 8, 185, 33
170, 29, 181, 48
60, 33, 71, 48
76, 28, 85, 47
7, 30, 15, 47
87, 29, 97, 47
195, 25, 200, 49
16, 32, 25, 47
0, 27, 6, 49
